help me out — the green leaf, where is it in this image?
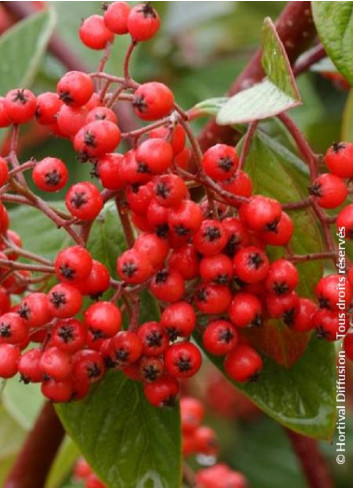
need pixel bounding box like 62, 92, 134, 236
312, 2, 353, 85
195, 334, 336, 440
342, 89, 353, 141
56, 371, 181, 488
0, 10, 56, 93
216, 17, 301, 125
192, 97, 228, 117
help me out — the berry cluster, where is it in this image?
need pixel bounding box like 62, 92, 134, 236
0, 1, 351, 407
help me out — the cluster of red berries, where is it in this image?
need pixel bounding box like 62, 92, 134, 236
0, 1, 351, 408
74, 457, 105, 488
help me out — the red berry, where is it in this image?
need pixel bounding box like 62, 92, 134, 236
32, 157, 68, 192
0, 157, 8, 187
66, 182, 103, 220
18, 347, 43, 383
86, 106, 118, 124
261, 211, 293, 246
241, 195, 282, 232
169, 244, 199, 280
324, 142, 353, 179
180, 397, 205, 433
74, 120, 121, 158
79, 15, 114, 50
224, 345, 263, 382
136, 138, 173, 175
313, 309, 347, 341
291, 298, 317, 332
203, 320, 238, 356
127, 3, 160, 42
0, 344, 20, 378
202, 144, 238, 181
265, 259, 299, 295
150, 268, 185, 303
55, 246, 93, 284
110, 331, 143, 365
139, 356, 164, 382
168, 200, 202, 237
48, 283, 82, 318
0, 97, 11, 127
221, 171, 252, 203
149, 124, 185, 155
315, 273, 352, 310
117, 248, 154, 284
337, 204, 353, 239
195, 464, 246, 489
104, 1, 131, 34
229, 293, 263, 328
344, 331, 353, 361
309, 173, 347, 209
153, 174, 187, 208
133, 82, 174, 120
222, 217, 250, 256
195, 284, 232, 314
266, 291, 299, 326
160, 301, 196, 341
74, 260, 110, 297
57, 71, 94, 107
134, 232, 169, 269
97, 153, 125, 190
84, 302, 122, 339
4, 88, 36, 124
126, 182, 153, 214
144, 374, 179, 407
51, 319, 87, 353
41, 378, 73, 402
194, 426, 219, 456
233, 246, 270, 284
73, 349, 105, 384
147, 199, 170, 236
18, 292, 52, 328
56, 105, 87, 137
35, 92, 62, 125
39, 346, 72, 381
199, 254, 233, 284
165, 342, 202, 378
137, 321, 169, 356
193, 219, 228, 256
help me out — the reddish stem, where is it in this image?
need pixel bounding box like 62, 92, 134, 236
5, 402, 65, 488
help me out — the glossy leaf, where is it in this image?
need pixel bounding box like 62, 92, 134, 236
195, 334, 336, 440
217, 18, 301, 124
312, 2, 353, 85
56, 372, 181, 488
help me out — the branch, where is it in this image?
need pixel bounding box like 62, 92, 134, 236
5, 403, 65, 488
197, 1, 318, 151
286, 430, 334, 488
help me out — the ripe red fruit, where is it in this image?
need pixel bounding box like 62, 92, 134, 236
202, 144, 238, 181
0, 344, 20, 378
79, 15, 114, 50
195, 284, 232, 314
344, 331, 353, 361
309, 173, 347, 209
39, 346, 72, 381
0, 97, 11, 128
32, 157, 69, 192
86, 106, 118, 124
110, 331, 143, 365
291, 298, 317, 332
103, 1, 131, 34
136, 138, 174, 175
153, 174, 187, 208
72, 349, 105, 384
74, 260, 110, 297
324, 142, 353, 178
4, 88, 36, 124
117, 248, 154, 284
229, 293, 263, 328
18, 293, 52, 328
0, 157, 8, 187
224, 345, 263, 382
165, 342, 202, 378
139, 356, 164, 382
134, 232, 169, 269
51, 319, 87, 354
160, 301, 196, 341
84, 302, 122, 339
169, 244, 199, 280
265, 259, 299, 295
48, 283, 82, 318
194, 426, 219, 456
144, 374, 179, 407
266, 291, 299, 326
149, 124, 185, 155
57, 71, 94, 107
193, 219, 228, 256
133, 82, 174, 120
221, 170, 252, 203
126, 182, 153, 214
149, 268, 185, 303
35, 92, 62, 125
97, 153, 125, 190
337, 204, 353, 239
180, 397, 205, 433
41, 378, 73, 402
74, 120, 121, 158
313, 309, 347, 341
56, 105, 88, 137
199, 253, 233, 284
233, 246, 270, 284
261, 211, 293, 246
55, 246, 93, 284
168, 200, 202, 237
241, 195, 282, 232
203, 320, 238, 356
222, 217, 250, 256
127, 3, 160, 42
137, 321, 169, 356
195, 464, 246, 489
18, 347, 43, 383
66, 182, 103, 220
315, 273, 352, 310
